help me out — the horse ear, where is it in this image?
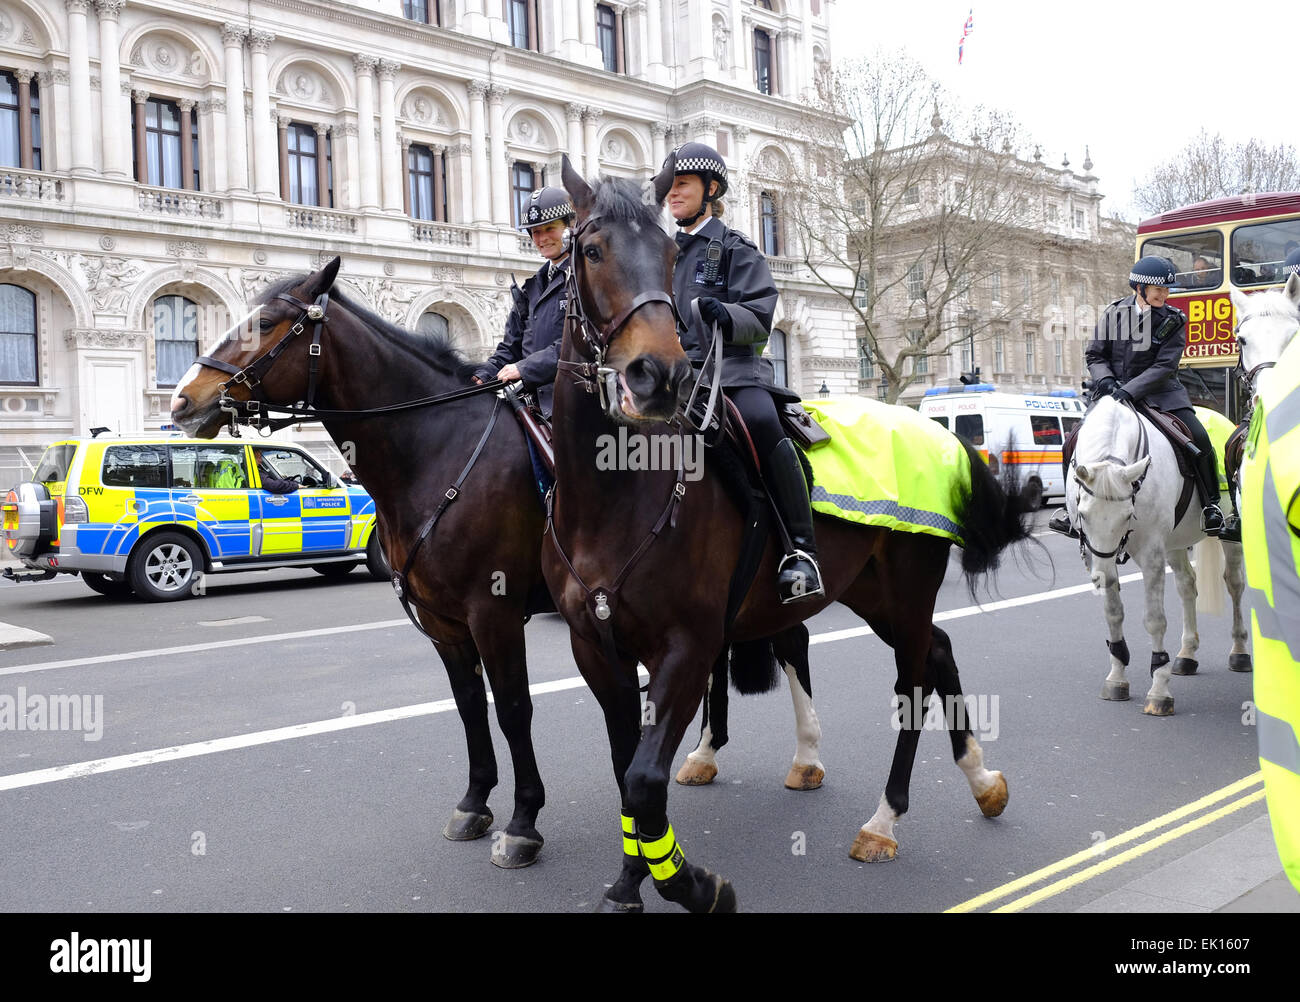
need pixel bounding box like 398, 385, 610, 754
1121, 455, 1151, 485
1076, 464, 1094, 486
651, 151, 676, 206
1286, 273, 1300, 309
303, 256, 341, 300
561, 153, 595, 216
1229, 286, 1252, 322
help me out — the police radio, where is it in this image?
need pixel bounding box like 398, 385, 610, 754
702, 239, 723, 285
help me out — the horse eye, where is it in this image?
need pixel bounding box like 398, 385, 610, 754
584, 246, 601, 263
259, 317, 275, 331
1236, 335, 1247, 347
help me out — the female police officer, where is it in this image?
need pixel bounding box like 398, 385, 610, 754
656, 142, 823, 603
473, 186, 576, 419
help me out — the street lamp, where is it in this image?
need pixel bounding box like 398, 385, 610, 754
818, 381, 830, 399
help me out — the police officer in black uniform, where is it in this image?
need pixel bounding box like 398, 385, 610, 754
1049, 255, 1232, 538
657, 142, 824, 603
473, 186, 576, 419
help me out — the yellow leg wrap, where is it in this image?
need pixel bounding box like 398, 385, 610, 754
639, 824, 686, 883
621, 812, 640, 859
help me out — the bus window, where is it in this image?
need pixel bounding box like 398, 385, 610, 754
955, 414, 984, 445
1230, 218, 1300, 287
1141, 231, 1224, 290
929, 416, 950, 430
1030, 415, 1063, 445
1062, 416, 1082, 437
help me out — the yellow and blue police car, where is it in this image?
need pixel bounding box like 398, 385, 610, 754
3, 433, 385, 601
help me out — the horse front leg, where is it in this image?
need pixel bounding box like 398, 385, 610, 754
773, 623, 825, 791
626, 638, 737, 913
1223, 541, 1254, 672
929, 625, 1007, 820
431, 637, 499, 843
1168, 547, 1202, 677
675, 651, 728, 786
471, 618, 546, 868
1140, 548, 1176, 716
1094, 559, 1131, 701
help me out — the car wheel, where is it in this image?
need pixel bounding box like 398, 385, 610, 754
127, 531, 202, 602
82, 572, 134, 599
365, 533, 391, 582
312, 562, 358, 578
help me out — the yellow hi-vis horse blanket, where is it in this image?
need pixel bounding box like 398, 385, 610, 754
802, 397, 971, 545
1193, 405, 1234, 496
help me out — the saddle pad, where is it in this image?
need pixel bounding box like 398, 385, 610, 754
802, 397, 970, 545
1193, 406, 1234, 496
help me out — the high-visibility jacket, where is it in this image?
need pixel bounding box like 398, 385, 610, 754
1242, 332, 1300, 894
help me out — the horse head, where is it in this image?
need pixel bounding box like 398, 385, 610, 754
1071, 396, 1152, 564
560, 153, 691, 424
170, 258, 342, 438
1230, 274, 1300, 396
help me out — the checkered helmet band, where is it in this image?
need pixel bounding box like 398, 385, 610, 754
520, 187, 576, 230
1129, 255, 1176, 287
1284, 248, 1300, 277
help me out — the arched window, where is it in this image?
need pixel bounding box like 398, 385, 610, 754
767, 328, 788, 387
153, 295, 198, 388
0, 284, 37, 384
416, 311, 450, 340
760, 191, 780, 256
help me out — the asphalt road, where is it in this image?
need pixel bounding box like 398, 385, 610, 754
0, 509, 1277, 915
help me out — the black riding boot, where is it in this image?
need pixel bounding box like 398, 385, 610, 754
1192, 449, 1226, 536
1048, 509, 1078, 537
765, 439, 825, 604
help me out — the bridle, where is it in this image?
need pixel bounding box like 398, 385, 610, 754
1073, 401, 1150, 564
1233, 308, 1298, 399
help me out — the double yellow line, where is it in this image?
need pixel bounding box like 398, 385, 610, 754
946, 772, 1266, 913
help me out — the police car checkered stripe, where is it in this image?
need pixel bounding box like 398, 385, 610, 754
810, 485, 964, 539
675, 157, 726, 175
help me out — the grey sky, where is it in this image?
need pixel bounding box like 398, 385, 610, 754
831, 1, 1300, 221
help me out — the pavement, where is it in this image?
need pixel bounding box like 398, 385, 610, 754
0, 550, 53, 651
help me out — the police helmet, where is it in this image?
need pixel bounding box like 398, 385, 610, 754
1284, 247, 1300, 278
665, 142, 729, 199
1129, 255, 1177, 291
520, 186, 576, 231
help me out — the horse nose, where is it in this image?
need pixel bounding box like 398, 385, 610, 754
170, 393, 190, 419
669, 358, 694, 404
623, 354, 668, 400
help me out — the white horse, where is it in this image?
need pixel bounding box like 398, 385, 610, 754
1231, 274, 1300, 402
1065, 395, 1250, 715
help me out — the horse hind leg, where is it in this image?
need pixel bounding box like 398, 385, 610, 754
929, 626, 1007, 819
773, 623, 825, 791
675, 651, 727, 786
1223, 542, 1253, 672
1168, 547, 1201, 677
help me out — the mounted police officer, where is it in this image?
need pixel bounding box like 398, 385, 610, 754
655, 142, 823, 604
1049, 255, 1234, 538
473, 186, 575, 419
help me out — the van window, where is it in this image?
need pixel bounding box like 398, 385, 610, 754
929, 415, 950, 430
1062, 416, 1082, 437
170, 445, 248, 490
102, 445, 169, 488
955, 414, 984, 445
1030, 415, 1062, 445
34, 444, 77, 484
254, 448, 330, 489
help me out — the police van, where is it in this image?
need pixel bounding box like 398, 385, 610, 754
3, 433, 386, 601
919, 385, 1086, 508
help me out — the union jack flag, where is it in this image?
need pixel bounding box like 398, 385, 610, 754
958, 9, 974, 64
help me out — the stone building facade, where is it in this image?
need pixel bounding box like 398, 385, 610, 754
0, 0, 854, 479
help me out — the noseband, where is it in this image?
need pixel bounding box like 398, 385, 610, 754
1074, 403, 1149, 563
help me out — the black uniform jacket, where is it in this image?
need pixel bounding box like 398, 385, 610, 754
474, 257, 570, 416
674, 217, 798, 402
1085, 294, 1193, 411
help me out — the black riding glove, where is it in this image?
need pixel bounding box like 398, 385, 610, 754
697, 297, 733, 339
1111, 385, 1133, 405
1096, 376, 1118, 397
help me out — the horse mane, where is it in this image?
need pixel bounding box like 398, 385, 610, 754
259, 274, 479, 381
590, 175, 664, 231
1237, 286, 1300, 322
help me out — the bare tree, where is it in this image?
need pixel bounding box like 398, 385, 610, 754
1134, 130, 1300, 216
788, 52, 1042, 404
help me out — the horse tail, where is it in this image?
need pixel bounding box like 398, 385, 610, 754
1194, 537, 1226, 616
957, 438, 1036, 597
727, 638, 782, 695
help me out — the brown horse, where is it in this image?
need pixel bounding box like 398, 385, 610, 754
168, 259, 551, 868
543, 156, 1032, 912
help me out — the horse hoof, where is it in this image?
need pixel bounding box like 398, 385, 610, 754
849, 829, 898, 863
443, 808, 494, 842
1101, 680, 1130, 701
1143, 697, 1175, 717
707, 874, 738, 914
675, 759, 718, 786
1171, 658, 1199, 676
490, 833, 544, 869
975, 772, 1009, 818
784, 764, 825, 791
1229, 653, 1253, 673
595, 894, 644, 914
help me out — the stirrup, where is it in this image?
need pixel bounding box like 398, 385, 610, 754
1200, 504, 1225, 535
777, 549, 825, 604
1217, 513, 1241, 543
1048, 511, 1078, 538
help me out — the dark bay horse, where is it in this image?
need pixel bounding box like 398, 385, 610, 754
543, 155, 1033, 912
168, 258, 550, 868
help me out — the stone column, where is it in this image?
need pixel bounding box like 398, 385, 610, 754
313, 123, 330, 206
565, 102, 584, 173
729, 0, 742, 79
468, 80, 489, 224
487, 84, 509, 225
66, 0, 94, 173
562, 0, 580, 60
453, 140, 473, 224
15, 70, 33, 170
220, 23, 249, 192
401, 134, 412, 215
95, 0, 126, 177
644, 0, 664, 77
179, 99, 194, 190
277, 114, 290, 201
433, 144, 447, 221
650, 121, 667, 170
249, 30, 278, 197
353, 55, 379, 210
582, 106, 602, 179
732, 124, 750, 231
788, 30, 803, 99
377, 59, 403, 212
614, 7, 625, 72
132, 88, 149, 182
